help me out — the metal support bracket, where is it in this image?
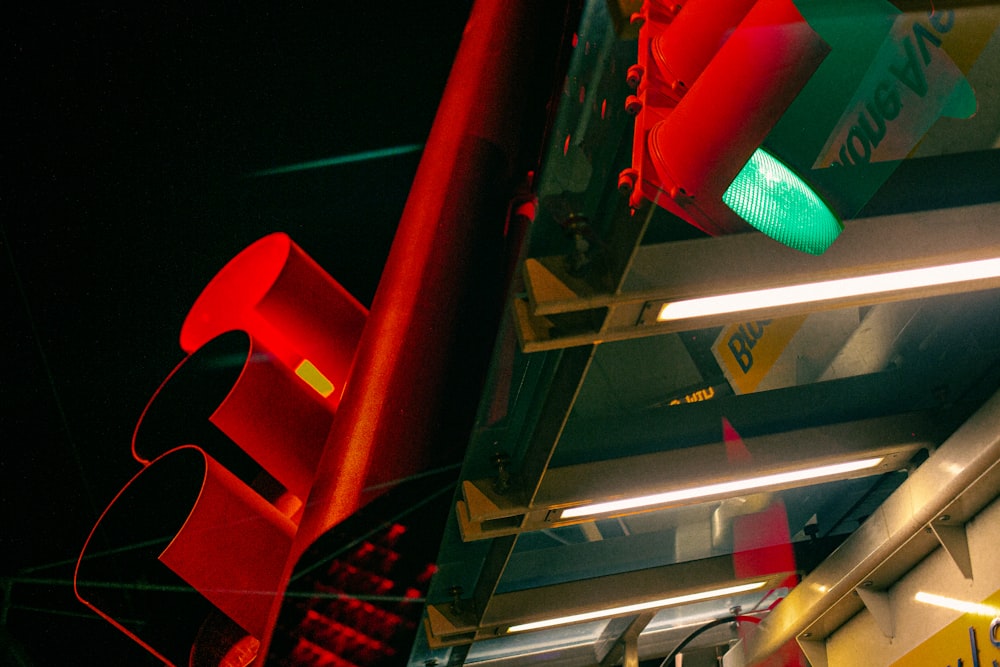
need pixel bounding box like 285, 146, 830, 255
930, 519, 975, 580
598, 612, 655, 667
796, 637, 829, 667
856, 587, 894, 638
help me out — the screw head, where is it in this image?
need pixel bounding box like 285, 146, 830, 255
624, 95, 642, 115
617, 168, 638, 195
626, 64, 643, 88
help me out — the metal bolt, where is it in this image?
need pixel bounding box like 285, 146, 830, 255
493, 452, 511, 494
802, 632, 813, 639
618, 168, 638, 195
938, 514, 951, 522
861, 580, 874, 588
626, 64, 644, 89
448, 586, 464, 614
625, 94, 642, 115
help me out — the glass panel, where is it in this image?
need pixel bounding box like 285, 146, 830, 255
495, 286, 1000, 593
557, 287, 1000, 464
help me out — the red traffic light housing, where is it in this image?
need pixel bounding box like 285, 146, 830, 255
624, 0, 842, 254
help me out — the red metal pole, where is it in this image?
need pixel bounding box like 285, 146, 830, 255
259, 0, 576, 659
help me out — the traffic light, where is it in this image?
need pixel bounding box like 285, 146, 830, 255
623, 0, 979, 254
75, 445, 297, 665
133, 232, 368, 507
179, 232, 367, 411
76, 233, 369, 665
624, 0, 836, 253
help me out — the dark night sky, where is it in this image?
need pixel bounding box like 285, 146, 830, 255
2, 5, 472, 664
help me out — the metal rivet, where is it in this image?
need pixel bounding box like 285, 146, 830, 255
492, 452, 511, 494
448, 585, 464, 614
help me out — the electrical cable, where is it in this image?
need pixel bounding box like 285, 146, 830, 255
657, 614, 761, 667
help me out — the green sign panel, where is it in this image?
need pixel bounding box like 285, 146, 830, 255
767, 0, 982, 218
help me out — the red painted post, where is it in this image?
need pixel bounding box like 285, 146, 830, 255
259, 0, 577, 659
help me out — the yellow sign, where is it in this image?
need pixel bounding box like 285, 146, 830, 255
712, 315, 806, 395
892, 590, 1000, 667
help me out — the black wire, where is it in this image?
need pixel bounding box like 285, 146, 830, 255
658, 614, 759, 667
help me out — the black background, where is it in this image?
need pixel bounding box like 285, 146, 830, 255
2, 5, 472, 664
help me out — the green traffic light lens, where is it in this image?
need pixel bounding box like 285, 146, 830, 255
723, 148, 842, 255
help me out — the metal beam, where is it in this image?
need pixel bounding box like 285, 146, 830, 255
598, 612, 656, 667
457, 413, 936, 540
723, 386, 1000, 667
430, 345, 598, 647
425, 554, 788, 646
515, 202, 1000, 351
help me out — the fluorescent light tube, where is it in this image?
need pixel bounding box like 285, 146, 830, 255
561, 457, 884, 519
506, 581, 766, 633
657, 257, 1000, 321
915, 592, 1000, 617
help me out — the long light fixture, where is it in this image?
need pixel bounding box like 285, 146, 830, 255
506, 581, 766, 633
657, 257, 1000, 322
915, 592, 1000, 617
560, 457, 884, 519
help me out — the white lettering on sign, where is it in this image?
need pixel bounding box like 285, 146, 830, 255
813, 9, 975, 168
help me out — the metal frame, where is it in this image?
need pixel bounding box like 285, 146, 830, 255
722, 386, 1000, 667
457, 413, 937, 540
515, 202, 1000, 351
425, 554, 788, 647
